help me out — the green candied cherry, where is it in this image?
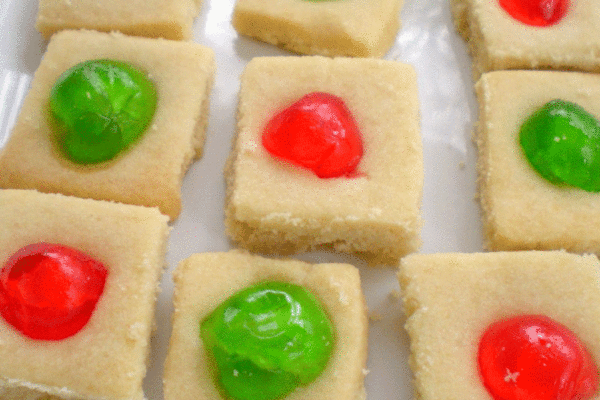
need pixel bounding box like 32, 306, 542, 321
200, 281, 335, 400
49, 59, 157, 164
519, 99, 600, 192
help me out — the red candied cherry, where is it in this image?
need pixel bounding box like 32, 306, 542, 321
499, 0, 569, 27
0, 243, 108, 340
262, 92, 363, 178
478, 315, 599, 400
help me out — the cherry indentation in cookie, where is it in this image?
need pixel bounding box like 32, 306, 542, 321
478, 315, 598, 400
499, 0, 569, 26
0, 243, 108, 340
262, 92, 363, 178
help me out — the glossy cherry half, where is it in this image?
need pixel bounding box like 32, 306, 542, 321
0, 243, 108, 340
478, 315, 598, 400
262, 92, 363, 178
499, 0, 569, 27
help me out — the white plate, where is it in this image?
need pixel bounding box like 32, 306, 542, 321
0, 0, 483, 398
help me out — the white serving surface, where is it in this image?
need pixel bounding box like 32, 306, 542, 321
0, 0, 482, 398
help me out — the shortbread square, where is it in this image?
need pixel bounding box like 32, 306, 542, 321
232, 0, 403, 57
451, 0, 600, 77
0, 30, 215, 220
476, 70, 600, 252
398, 251, 600, 400
36, 0, 199, 40
225, 56, 423, 265
0, 189, 169, 400
163, 250, 368, 400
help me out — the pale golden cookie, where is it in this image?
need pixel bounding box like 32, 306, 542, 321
0, 30, 215, 220
232, 0, 403, 57
0, 189, 169, 400
225, 56, 423, 265
163, 250, 368, 400
476, 70, 600, 253
36, 0, 200, 40
398, 251, 600, 400
451, 0, 600, 78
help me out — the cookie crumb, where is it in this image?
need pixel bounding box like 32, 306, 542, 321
369, 311, 383, 322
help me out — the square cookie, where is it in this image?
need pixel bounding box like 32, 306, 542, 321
225, 56, 423, 265
0, 29, 215, 220
398, 251, 600, 400
163, 250, 368, 400
36, 0, 199, 40
232, 0, 403, 57
0, 189, 169, 400
476, 70, 600, 253
451, 0, 600, 77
